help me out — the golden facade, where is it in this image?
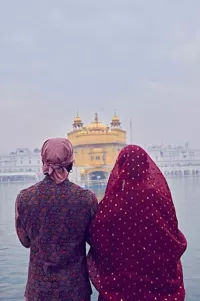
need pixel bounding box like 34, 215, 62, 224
67, 113, 126, 182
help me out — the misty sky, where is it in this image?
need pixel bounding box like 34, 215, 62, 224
0, 1, 200, 153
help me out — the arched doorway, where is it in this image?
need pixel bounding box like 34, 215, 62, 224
89, 171, 109, 181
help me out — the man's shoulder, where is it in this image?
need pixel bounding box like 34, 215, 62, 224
17, 180, 43, 200
70, 182, 98, 203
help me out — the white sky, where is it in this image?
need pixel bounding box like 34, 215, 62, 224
0, 0, 200, 152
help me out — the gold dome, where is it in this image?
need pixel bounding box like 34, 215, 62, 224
112, 115, 120, 122
72, 113, 83, 130
84, 113, 109, 131
85, 121, 108, 130
111, 112, 121, 129
74, 115, 82, 124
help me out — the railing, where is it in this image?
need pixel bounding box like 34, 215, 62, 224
80, 179, 108, 187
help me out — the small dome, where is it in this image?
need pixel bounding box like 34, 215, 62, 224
74, 115, 82, 124
112, 115, 120, 122
72, 113, 83, 131
111, 112, 121, 126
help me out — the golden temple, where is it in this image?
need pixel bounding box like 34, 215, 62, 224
67, 113, 126, 183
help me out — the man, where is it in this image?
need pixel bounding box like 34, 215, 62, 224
15, 138, 98, 301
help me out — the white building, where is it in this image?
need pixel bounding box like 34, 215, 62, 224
147, 143, 200, 176
0, 148, 42, 173
0, 148, 43, 182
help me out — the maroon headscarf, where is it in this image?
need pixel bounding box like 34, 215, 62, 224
88, 145, 187, 301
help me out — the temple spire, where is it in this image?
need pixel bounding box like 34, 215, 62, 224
94, 112, 99, 123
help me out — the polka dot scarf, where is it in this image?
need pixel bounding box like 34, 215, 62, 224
88, 145, 187, 301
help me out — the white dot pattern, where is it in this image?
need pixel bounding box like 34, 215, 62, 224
87, 145, 187, 300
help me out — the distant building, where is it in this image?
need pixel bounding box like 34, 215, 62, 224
0, 148, 42, 174
67, 113, 127, 183
1, 131, 200, 183
147, 143, 200, 176
0, 148, 42, 182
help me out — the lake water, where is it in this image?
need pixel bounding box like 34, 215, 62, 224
0, 178, 199, 300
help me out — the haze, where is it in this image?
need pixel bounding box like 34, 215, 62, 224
0, 0, 200, 153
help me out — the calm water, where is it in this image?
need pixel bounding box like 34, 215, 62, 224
0, 178, 199, 300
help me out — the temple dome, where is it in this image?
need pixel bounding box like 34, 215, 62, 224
85, 121, 108, 130
84, 113, 109, 131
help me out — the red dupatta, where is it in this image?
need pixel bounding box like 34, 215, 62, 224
88, 145, 187, 301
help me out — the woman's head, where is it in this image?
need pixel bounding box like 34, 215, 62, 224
104, 145, 150, 195
117, 145, 149, 180
41, 138, 74, 184
105, 144, 171, 199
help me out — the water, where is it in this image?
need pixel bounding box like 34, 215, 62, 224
0, 178, 199, 300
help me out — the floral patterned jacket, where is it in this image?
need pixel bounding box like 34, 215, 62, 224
15, 176, 98, 301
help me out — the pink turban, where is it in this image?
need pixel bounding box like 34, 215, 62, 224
41, 138, 74, 184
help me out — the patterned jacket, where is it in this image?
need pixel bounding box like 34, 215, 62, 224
15, 176, 98, 301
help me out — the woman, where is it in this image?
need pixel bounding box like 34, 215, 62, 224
15, 138, 98, 301
88, 145, 187, 301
